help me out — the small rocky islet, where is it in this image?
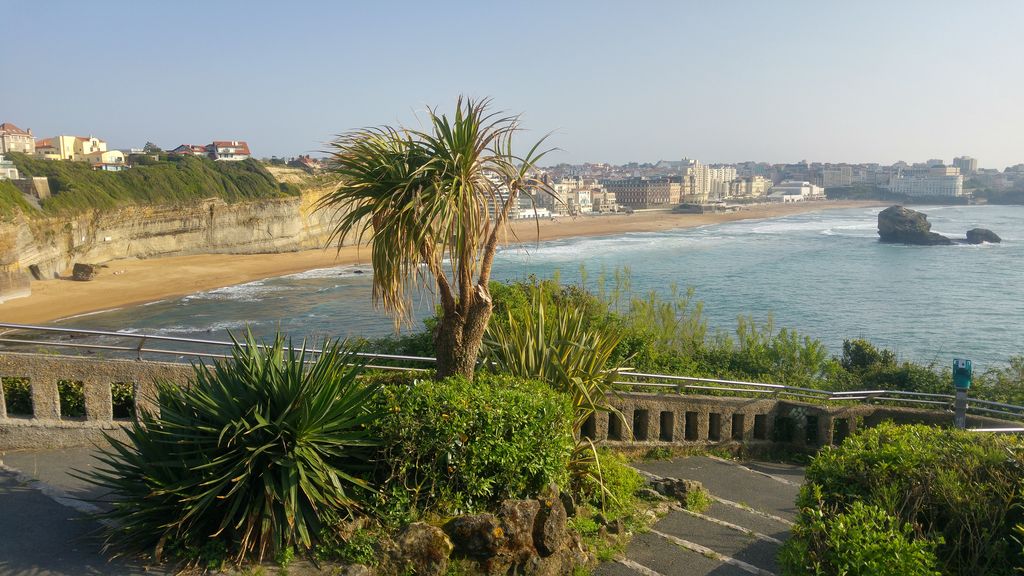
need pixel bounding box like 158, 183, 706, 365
877, 205, 1001, 246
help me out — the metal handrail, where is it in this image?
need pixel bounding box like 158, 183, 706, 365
0, 322, 1021, 419
0, 322, 436, 364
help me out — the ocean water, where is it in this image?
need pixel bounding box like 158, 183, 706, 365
54, 205, 1024, 370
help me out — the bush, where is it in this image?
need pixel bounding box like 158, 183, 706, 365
58, 379, 85, 418
370, 373, 574, 518
780, 498, 942, 576
483, 283, 626, 432
7, 153, 299, 216
84, 334, 381, 564
789, 423, 1024, 575
571, 449, 644, 520
110, 382, 134, 419
0, 180, 37, 220
2, 377, 32, 415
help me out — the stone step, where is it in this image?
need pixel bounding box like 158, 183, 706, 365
635, 456, 801, 522
595, 531, 750, 576
654, 509, 780, 574
700, 501, 792, 543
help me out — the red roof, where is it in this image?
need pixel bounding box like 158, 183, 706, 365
211, 141, 251, 155
0, 123, 31, 136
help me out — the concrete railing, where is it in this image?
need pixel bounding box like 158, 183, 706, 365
0, 350, 1018, 451
1, 322, 1022, 450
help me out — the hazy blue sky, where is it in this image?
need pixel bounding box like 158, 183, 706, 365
4, 1, 1023, 168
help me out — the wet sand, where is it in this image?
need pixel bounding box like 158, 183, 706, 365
0, 201, 880, 324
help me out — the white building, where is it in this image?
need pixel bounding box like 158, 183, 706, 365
888, 166, 964, 197
0, 154, 18, 180
210, 141, 251, 161
568, 188, 592, 214
682, 159, 737, 203
484, 173, 519, 221
767, 180, 825, 202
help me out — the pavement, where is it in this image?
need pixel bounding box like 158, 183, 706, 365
0, 449, 160, 576
0, 449, 804, 576
596, 455, 805, 576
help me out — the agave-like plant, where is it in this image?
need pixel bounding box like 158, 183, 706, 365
482, 286, 631, 510
483, 288, 625, 431
83, 333, 381, 564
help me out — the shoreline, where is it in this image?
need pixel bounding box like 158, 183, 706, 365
0, 200, 883, 325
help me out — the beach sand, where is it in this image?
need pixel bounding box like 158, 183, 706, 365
0, 201, 881, 324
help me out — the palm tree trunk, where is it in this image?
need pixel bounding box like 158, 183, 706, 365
434, 284, 493, 379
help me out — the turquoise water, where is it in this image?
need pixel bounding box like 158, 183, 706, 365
58, 205, 1023, 369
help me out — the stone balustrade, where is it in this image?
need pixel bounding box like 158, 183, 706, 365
0, 352, 1016, 451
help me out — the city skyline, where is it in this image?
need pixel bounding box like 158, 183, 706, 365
4, 1, 1023, 168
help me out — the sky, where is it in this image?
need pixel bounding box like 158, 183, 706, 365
4, 1, 1024, 168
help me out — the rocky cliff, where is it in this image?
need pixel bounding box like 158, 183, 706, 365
0, 184, 347, 303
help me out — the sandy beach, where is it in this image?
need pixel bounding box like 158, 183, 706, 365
0, 201, 881, 325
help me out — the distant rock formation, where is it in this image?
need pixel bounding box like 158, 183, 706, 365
71, 263, 101, 281
877, 206, 1002, 246
966, 228, 1002, 244
877, 206, 953, 245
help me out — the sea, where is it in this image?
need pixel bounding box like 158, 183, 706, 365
50, 205, 1024, 370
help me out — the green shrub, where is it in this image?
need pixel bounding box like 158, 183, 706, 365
110, 382, 134, 419
370, 373, 574, 518
0, 180, 37, 220
483, 282, 626, 432
2, 377, 32, 415
571, 449, 643, 520
58, 380, 85, 418
84, 334, 381, 564
683, 485, 712, 514
780, 498, 942, 576
314, 523, 379, 565
7, 153, 298, 216
792, 423, 1024, 575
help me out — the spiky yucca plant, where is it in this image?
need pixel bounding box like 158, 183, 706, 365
482, 287, 630, 511
84, 334, 381, 564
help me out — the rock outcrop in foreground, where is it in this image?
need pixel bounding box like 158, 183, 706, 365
877, 206, 1002, 246
877, 205, 952, 245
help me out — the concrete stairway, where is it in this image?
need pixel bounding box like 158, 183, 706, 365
1, 449, 802, 576
596, 456, 804, 576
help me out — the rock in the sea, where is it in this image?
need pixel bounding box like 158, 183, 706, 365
71, 263, 101, 281
966, 228, 1001, 244
877, 205, 953, 245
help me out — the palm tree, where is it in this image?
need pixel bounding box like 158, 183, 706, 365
318, 98, 551, 379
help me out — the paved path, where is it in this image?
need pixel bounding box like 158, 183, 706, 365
0, 449, 159, 576
596, 456, 804, 576
1, 449, 803, 576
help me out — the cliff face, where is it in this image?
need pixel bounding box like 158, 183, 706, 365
0, 186, 346, 302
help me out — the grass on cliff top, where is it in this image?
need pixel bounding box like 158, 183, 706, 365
0, 180, 37, 220
7, 153, 300, 216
